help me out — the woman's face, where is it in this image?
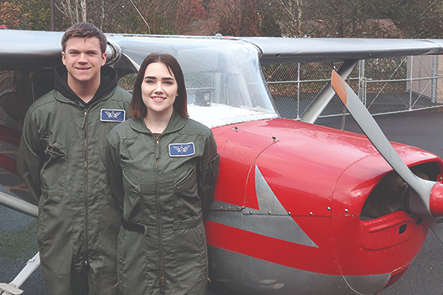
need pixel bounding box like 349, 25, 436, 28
141, 62, 178, 117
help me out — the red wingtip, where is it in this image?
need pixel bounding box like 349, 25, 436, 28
430, 183, 443, 217
331, 70, 348, 105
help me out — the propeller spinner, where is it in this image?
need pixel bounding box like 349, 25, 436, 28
330, 70, 443, 242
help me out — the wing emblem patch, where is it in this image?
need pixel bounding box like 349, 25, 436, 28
169, 142, 195, 157
100, 109, 125, 122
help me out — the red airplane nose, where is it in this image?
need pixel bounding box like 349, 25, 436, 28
430, 182, 443, 216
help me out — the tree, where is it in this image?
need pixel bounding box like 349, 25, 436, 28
88, 0, 134, 33
379, 0, 443, 38
209, 0, 261, 36
6, 0, 443, 39
9, 0, 51, 30
301, 0, 400, 38
303, 0, 364, 37
213, 0, 242, 36
240, 0, 260, 36
275, 0, 303, 37
25, 1, 51, 30
261, 13, 280, 37
175, 0, 207, 34
0, 1, 31, 29
56, 0, 87, 24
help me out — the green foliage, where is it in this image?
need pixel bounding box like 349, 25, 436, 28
261, 13, 280, 37
157, 28, 178, 35
301, 0, 400, 38
218, 15, 234, 36
202, 0, 211, 11
240, 1, 260, 36
0, 1, 31, 29
379, 0, 443, 38
21, 0, 51, 30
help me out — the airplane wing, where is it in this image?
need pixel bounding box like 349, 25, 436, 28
0, 30, 122, 68
0, 30, 62, 67
240, 37, 443, 64
237, 37, 443, 122
2, 30, 443, 65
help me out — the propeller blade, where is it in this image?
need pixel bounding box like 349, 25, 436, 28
330, 70, 443, 241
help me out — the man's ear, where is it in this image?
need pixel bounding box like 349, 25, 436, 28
101, 53, 107, 66
62, 51, 66, 65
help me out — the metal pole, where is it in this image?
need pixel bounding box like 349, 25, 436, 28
297, 63, 300, 119
432, 55, 437, 103
410, 56, 414, 110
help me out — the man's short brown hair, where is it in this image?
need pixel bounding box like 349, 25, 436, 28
61, 22, 107, 54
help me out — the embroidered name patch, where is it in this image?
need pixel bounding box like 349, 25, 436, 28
169, 142, 195, 157
100, 109, 125, 122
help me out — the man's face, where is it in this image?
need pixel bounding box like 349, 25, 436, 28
62, 36, 106, 84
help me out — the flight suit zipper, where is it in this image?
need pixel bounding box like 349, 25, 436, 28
83, 108, 89, 266
154, 134, 166, 288
81, 101, 100, 267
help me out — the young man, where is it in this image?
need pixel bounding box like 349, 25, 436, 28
17, 22, 131, 295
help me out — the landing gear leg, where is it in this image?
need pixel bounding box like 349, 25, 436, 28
0, 252, 40, 295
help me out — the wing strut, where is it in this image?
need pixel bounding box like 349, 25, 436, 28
0, 253, 40, 295
0, 192, 38, 218
301, 60, 358, 124
330, 70, 443, 243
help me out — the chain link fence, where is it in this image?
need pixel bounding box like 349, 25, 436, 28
118, 55, 443, 120
263, 55, 443, 119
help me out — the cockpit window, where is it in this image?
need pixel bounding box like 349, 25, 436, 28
114, 36, 278, 127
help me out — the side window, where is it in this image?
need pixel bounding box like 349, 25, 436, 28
0, 70, 31, 128
118, 73, 136, 94
0, 69, 54, 129
0, 71, 16, 98
32, 72, 55, 101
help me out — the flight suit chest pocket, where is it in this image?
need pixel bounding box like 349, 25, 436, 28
120, 148, 155, 196
40, 142, 67, 191
120, 159, 142, 195
173, 160, 200, 222
174, 161, 197, 191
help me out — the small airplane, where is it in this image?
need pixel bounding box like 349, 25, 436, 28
1, 30, 443, 295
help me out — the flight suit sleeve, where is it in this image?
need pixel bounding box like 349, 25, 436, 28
105, 133, 124, 207
17, 111, 44, 202
199, 132, 220, 221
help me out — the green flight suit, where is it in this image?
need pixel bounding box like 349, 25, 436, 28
106, 111, 219, 295
17, 66, 131, 295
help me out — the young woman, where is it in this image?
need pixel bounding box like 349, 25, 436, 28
106, 53, 219, 294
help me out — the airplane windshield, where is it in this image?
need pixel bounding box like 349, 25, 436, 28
112, 36, 278, 127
